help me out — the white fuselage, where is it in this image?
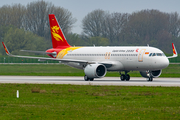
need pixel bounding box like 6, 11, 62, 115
57, 46, 169, 71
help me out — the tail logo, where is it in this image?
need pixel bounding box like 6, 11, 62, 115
51, 26, 63, 42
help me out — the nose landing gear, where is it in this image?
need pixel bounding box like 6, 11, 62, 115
146, 71, 153, 82
147, 77, 153, 81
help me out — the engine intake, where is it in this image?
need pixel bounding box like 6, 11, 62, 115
140, 70, 162, 78
84, 64, 107, 78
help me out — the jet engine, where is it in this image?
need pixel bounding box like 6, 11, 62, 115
84, 64, 107, 78
140, 70, 162, 78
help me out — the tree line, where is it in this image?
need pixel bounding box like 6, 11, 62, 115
0, 1, 76, 55
0, 0, 180, 55
82, 9, 180, 53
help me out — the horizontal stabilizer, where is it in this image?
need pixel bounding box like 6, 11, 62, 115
21, 50, 56, 55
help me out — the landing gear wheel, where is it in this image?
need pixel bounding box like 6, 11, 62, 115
84, 75, 89, 81
120, 74, 126, 81
84, 75, 94, 81
126, 74, 130, 81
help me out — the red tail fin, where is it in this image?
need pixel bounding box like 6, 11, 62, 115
49, 14, 71, 48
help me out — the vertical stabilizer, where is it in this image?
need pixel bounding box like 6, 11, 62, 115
49, 14, 71, 48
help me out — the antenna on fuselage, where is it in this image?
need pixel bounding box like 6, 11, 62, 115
147, 44, 149, 47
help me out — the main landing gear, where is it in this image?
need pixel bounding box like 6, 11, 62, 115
120, 71, 130, 81
84, 75, 94, 81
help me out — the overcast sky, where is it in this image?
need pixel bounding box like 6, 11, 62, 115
1, 0, 180, 34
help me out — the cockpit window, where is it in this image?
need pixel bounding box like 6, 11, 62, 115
152, 53, 156, 56
149, 53, 165, 57
156, 53, 162, 56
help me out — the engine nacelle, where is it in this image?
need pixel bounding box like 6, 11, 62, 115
140, 70, 162, 78
84, 64, 107, 78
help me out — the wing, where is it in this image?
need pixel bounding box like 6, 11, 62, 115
2, 42, 88, 64
2, 42, 114, 68
167, 43, 178, 58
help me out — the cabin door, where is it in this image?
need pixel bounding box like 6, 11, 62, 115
138, 49, 146, 62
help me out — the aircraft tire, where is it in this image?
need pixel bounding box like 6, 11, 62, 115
84, 75, 89, 81
120, 74, 126, 81
126, 74, 130, 81
90, 78, 94, 81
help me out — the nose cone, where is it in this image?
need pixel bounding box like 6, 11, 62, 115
161, 57, 169, 69
153, 57, 169, 70
158, 57, 169, 69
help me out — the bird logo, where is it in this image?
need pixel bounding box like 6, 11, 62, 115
51, 26, 63, 41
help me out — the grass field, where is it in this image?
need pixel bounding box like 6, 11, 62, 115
0, 84, 180, 119
0, 63, 179, 77
0, 63, 179, 119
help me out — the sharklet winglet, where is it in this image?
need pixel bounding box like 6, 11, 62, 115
2, 42, 10, 55
167, 43, 178, 58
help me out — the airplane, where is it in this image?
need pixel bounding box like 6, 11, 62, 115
2, 14, 178, 82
